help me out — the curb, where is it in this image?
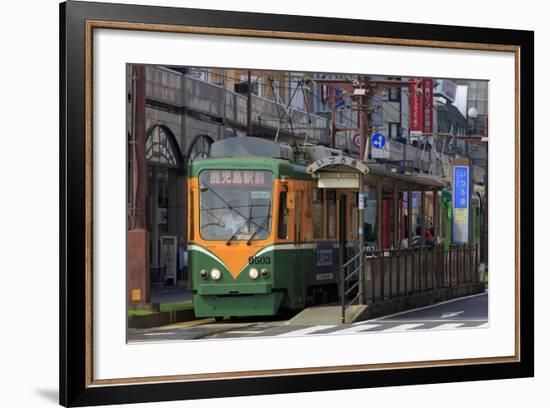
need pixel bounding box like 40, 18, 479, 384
128, 308, 195, 329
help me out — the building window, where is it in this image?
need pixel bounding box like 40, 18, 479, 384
145, 126, 179, 167
389, 86, 401, 102
187, 134, 213, 172
239, 75, 263, 97
270, 79, 280, 100
313, 188, 324, 239
388, 77, 402, 102
389, 122, 400, 139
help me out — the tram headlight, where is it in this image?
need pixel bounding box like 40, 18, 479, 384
210, 268, 222, 281
260, 268, 270, 278
199, 269, 209, 280
249, 268, 259, 280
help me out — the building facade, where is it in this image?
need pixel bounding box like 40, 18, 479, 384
127, 65, 488, 290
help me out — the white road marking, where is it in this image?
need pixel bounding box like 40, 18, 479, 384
379, 319, 487, 323
380, 323, 424, 332
476, 322, 490, 328
429, 323, 466, 330
277, 325, 336, 337
225, 330, 265, 334
441, 311, 465, 318
333, 324, 381, 334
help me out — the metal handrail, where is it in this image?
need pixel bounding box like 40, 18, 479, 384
341, 249, 364, 323
340, 243, 481, 323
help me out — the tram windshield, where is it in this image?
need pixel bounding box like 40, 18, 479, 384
198, 170, 274, 241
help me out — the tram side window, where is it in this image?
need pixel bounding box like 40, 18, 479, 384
313, 188, 324, 239
189, 191, 194, 240
475, 206, 480, 242
278, 191, 289, 239
327, 190, 336, 239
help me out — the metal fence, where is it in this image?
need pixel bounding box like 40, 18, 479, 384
341, 244, 480, 321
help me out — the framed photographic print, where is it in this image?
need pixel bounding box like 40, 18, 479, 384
60, 0, 534, 406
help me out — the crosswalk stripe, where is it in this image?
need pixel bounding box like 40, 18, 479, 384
276, 325, 336, 337
332, 324, 381, 334
426, 323, 465, 330
379, 323, 424, 332
225, 330, 265, 334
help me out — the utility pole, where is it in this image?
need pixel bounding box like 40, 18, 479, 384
131, 65, 147, 230
358, 75, 371, 162
247, 70, 252, 136
357, 75, 367, 304
128, 65, 150, 306
314, 76, 410, 305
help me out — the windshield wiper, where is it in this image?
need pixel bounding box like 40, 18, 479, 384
226, 218, 251, 246
246, 201, 272, 246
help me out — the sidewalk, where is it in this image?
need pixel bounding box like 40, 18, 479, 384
150, 287, 193, 305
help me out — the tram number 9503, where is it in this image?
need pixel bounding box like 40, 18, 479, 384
248, 256, 271, 265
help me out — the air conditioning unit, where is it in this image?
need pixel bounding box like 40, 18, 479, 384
234, 82, 250, 94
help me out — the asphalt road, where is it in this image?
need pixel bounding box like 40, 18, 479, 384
374, 291, 488, 322
127, 292, 488, 343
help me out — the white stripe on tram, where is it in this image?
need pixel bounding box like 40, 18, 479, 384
187, 244, 230, 271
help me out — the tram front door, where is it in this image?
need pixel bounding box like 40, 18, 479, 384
339, 194, 348, 267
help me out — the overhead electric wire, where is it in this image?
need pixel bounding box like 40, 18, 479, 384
186, 67, 419, 136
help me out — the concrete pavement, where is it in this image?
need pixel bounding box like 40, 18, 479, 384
128, 292, 488, 342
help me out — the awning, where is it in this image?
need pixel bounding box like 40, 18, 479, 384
306, 156, 446, 191
306, 156, 369, 188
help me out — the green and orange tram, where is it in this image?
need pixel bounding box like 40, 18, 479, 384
187, 137, 483, 318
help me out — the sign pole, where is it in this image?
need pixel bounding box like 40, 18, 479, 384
358, 78, 367, 304
358, 173, 365, 305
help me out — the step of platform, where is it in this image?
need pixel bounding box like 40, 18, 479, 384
287, 304, 368, 325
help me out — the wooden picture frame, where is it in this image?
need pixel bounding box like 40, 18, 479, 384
60, 1, 534, 406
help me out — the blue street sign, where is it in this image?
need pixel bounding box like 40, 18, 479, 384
452, 165, 470, 243
453, 166, 469, 209
372, 133, 386, 149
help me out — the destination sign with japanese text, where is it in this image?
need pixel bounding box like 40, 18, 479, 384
207, 170, 269, 186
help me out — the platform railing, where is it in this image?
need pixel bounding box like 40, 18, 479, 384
341, 244, 480, 320
340, 249, 364, 323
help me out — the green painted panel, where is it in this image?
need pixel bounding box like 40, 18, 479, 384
190, 243, 341, 315
190, 157, 311, 180
193, 293, 284, 318
197, 283, 272, 295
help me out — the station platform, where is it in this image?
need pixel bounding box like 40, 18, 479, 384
286, 282, 485, 325
287, 304, 367, 325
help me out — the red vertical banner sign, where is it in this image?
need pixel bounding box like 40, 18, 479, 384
422, 78, 433, 135
409, 79, 423, 134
